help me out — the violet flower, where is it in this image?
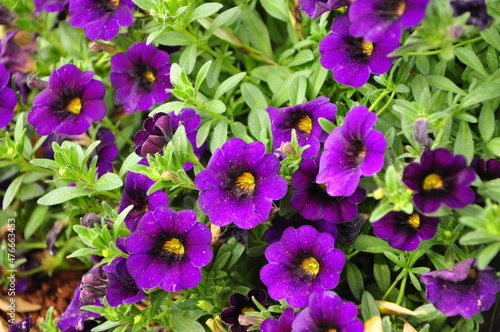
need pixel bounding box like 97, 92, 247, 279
27, 64, 106, 136
291, 157, 365, 222
319, 14, 399, 88
102, 257, 146, 307
421, 258, 500, 318
110, 41, 172, 113
299, 0, 353, 19
7, 317, 32, 332
0, 30, 36, 75
260, 225, 345, 308
348, 0, 431, 42
402, 148, 476, 213
470, 157, 500, 182
291, 291, 364, 331
317, 105, 386, 197
450, 0, 493, 30
0, 63, 16, 129
221, 289, 269, 332
372, 211, 439, 251
125, 207, 213, 292
118, 161, 169, 232
195, 138, 288, 229
260, 308, 295, 332
34, 0, 69, 13
68, 0, 135, 41
267, 96, 337, 159
91, 128, 118, 177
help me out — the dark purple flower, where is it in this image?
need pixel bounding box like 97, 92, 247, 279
110, 42, 172, 113
421, 258, 500, 318
299, 0, 353, 19
260, 225, 345, 308
471, 157, 500, 182
267, 97, 337, 159
0, 30, 36, 75
317, 105, 386, 197
335, 214, 366, 246
125, 207, 213, 292
319, 14, 399, 88
372, 211, 439, 251
221, 289, 269, 332
68, 0, 135, 41
348, 0, 430, 42
264, 214, 338, 245
291, 157, 365, 222
118, 162, 169, 232
102, 257, 146, 307
91, 128, 118, 177
0, 63, 16, 129
260, 308, 295, 332
28, 64, 106, 136
450, 0, 493, 30
402, 148, 476, 213
79, 266, 109, 304
8, 317, 32, 332
134, 109, 205, 166
291, 291, 364, 332
195, 138, 288, 229
34, 0, 69, 13
0, 5, 15, 27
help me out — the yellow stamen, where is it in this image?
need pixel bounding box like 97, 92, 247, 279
143, 70, 155, 84
296, 115, 313, 134
163, 238, 185, 255
240, 307, 255, 316
422, 173, 444, 190
110, 0, 120, 9
67, 97, 82, 114
300, 257, 320, 277
468, 269, 477, 279
395, 1, 406, 16
407, 213, 420, 229
318, 183, 327, 190
326, 329, 338, 332
236, 172, 255, 192
362, 42, 374, 56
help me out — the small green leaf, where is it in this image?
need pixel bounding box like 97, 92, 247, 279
461, 82, 500, 109
241, 83, 267, 111
179, 44, 198, 75
426, 75, 464, 95
289, 75, 307, 105
196, 120, 213, 149
188, 3, 223, 23
155, 31, 192, 46
24, 205, 49, 240
346, 262, 364, 300
195, 60, 212, 89
455, 47, 489, 78
479, 104, 496, 142
260, 0, 289, 21
205, 100, 227, 114
487, 138, 500, 157
352, 235, 401, 254
94, 173, 123, 191
214, 72, 247, 99
477, 242, 500, 269
37, 186, 91, 205
2, 175, 25, 210
361, 291, 380, 321
210, 119, 228, 153
453, 120, 474, 163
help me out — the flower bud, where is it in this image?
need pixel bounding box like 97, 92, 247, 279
413, 118, 433, 150
80, 213, 113, 229
79, 266, 108, 304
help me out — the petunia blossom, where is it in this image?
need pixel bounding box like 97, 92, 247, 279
0, 63, 16, 129
299, 0, 353, 19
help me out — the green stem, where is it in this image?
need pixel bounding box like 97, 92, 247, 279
347, 250, 360, 260
405, 36, 483, 56
369, 89, 392, 112
381, 276, 401, 301
376, 91, 396, 116
396, 272, 408, 305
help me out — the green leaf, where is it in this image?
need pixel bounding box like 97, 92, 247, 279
30, 158, 60, 170
155, 31, 192, 46
453, 120, 474, 164
460, 231, 497, 245
238, 7, 272, 55
260, 0, 289, 21
479, 105, 496, 142
352, 235, 401, 254
346, 262, 364, 300
66, 247, 101, 259
73, 225, 94, 247
210, 119, 228, 153
426, 75, 464, 95
487, 137, 500, 157
478, 179, 500, 202
248, 108, 271, 143
196, 120, 213, 149
195, 60, 212, 89
361, 291, 380, 321
2, 174, 25, 210
172, 313, 205, 332
132, 0, 155, 10
179, 44, 198, 75
241, 83, 267, 111
24, 205, 49, 240
215, 72, 247, 99
94, 173, 123, 191
477, 242, 500, 269
455, 47, 489, 78
481, 26, 500, 52
374, 255, 391, 293
37, 186, 91, 205
188, 3, 223, 23
289, 75, 307, 105
308, 61, 329, 100
208, 7, 240, 35
461, 82, 500, 109
205, 100, 227, 114
289, 49, 315, 67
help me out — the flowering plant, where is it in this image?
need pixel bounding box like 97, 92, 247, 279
1, 0, 500, 331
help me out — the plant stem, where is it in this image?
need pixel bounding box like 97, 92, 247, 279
369, 89, 392, 112
396, 271, 408, 305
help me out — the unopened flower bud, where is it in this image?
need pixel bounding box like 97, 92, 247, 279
206, 317, 226, 332
80, 213, 113, 229
373, 188, 385, 200
413, 118, 433, 150
134, 315, 144, 324
89, 41, 118, 54
79, 266, 108, 304
26, 76, 49, 90
161, 170, 180, 182
448, 23, 465, 40
279, 141, 298, 159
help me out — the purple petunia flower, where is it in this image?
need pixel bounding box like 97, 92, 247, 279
68, 0, 135, 41
420, 258, 500, 318
195, 138, 288, 229
0, 63, 16, 129
291, 157, 365, 222
348, 0, 430, 42
125, 207, 213, 292
118, 161, 169, 232
34, 0, 68, 13
0, 30, 36, 76
402, 148, 476, 213
103, 256, 146, 307
372, 210, 439, 251
299, 0, 353, 19
91, 128, 118, 177
260, 225, 345, 308
291, 291, 364, 332
450, 0, 493, 30
8, 317, 32, 332
264, 214, 338, 245
317, 105, 386, 197
267, 97, 337, 159
260, 308, 295, 332
110, 42, 172, 113
319, 14, 400, 88
470, 157, 500, 182
27, 64, 106, 136
221, 289, 269, 332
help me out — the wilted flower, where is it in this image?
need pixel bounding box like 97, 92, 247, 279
335, 214, 366, 246
421, 258, 500, 318
402, 148, 476, 213
450, 0, 493, 30
221, 289, 269, 332
0, 30, 36, 75
413, 118, 434, 150
7, 317, 32, 332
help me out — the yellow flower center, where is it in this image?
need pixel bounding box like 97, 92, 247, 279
236, 172, 255, 192
67, 97, 82, 114
300, 257, 320, 277
296, 115, 313, 134
318, 183, 327, 191
362, 42, 374, 56
163, 238, 185, 255
467, 268, 477, 279
326, 329, 338, 332
395, 1, 406, 16
240, 307, 255, 316
143, 70, 155, 84
407, 213, 420, 229
110, 0, 120, 9
422, 173, 444, 190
